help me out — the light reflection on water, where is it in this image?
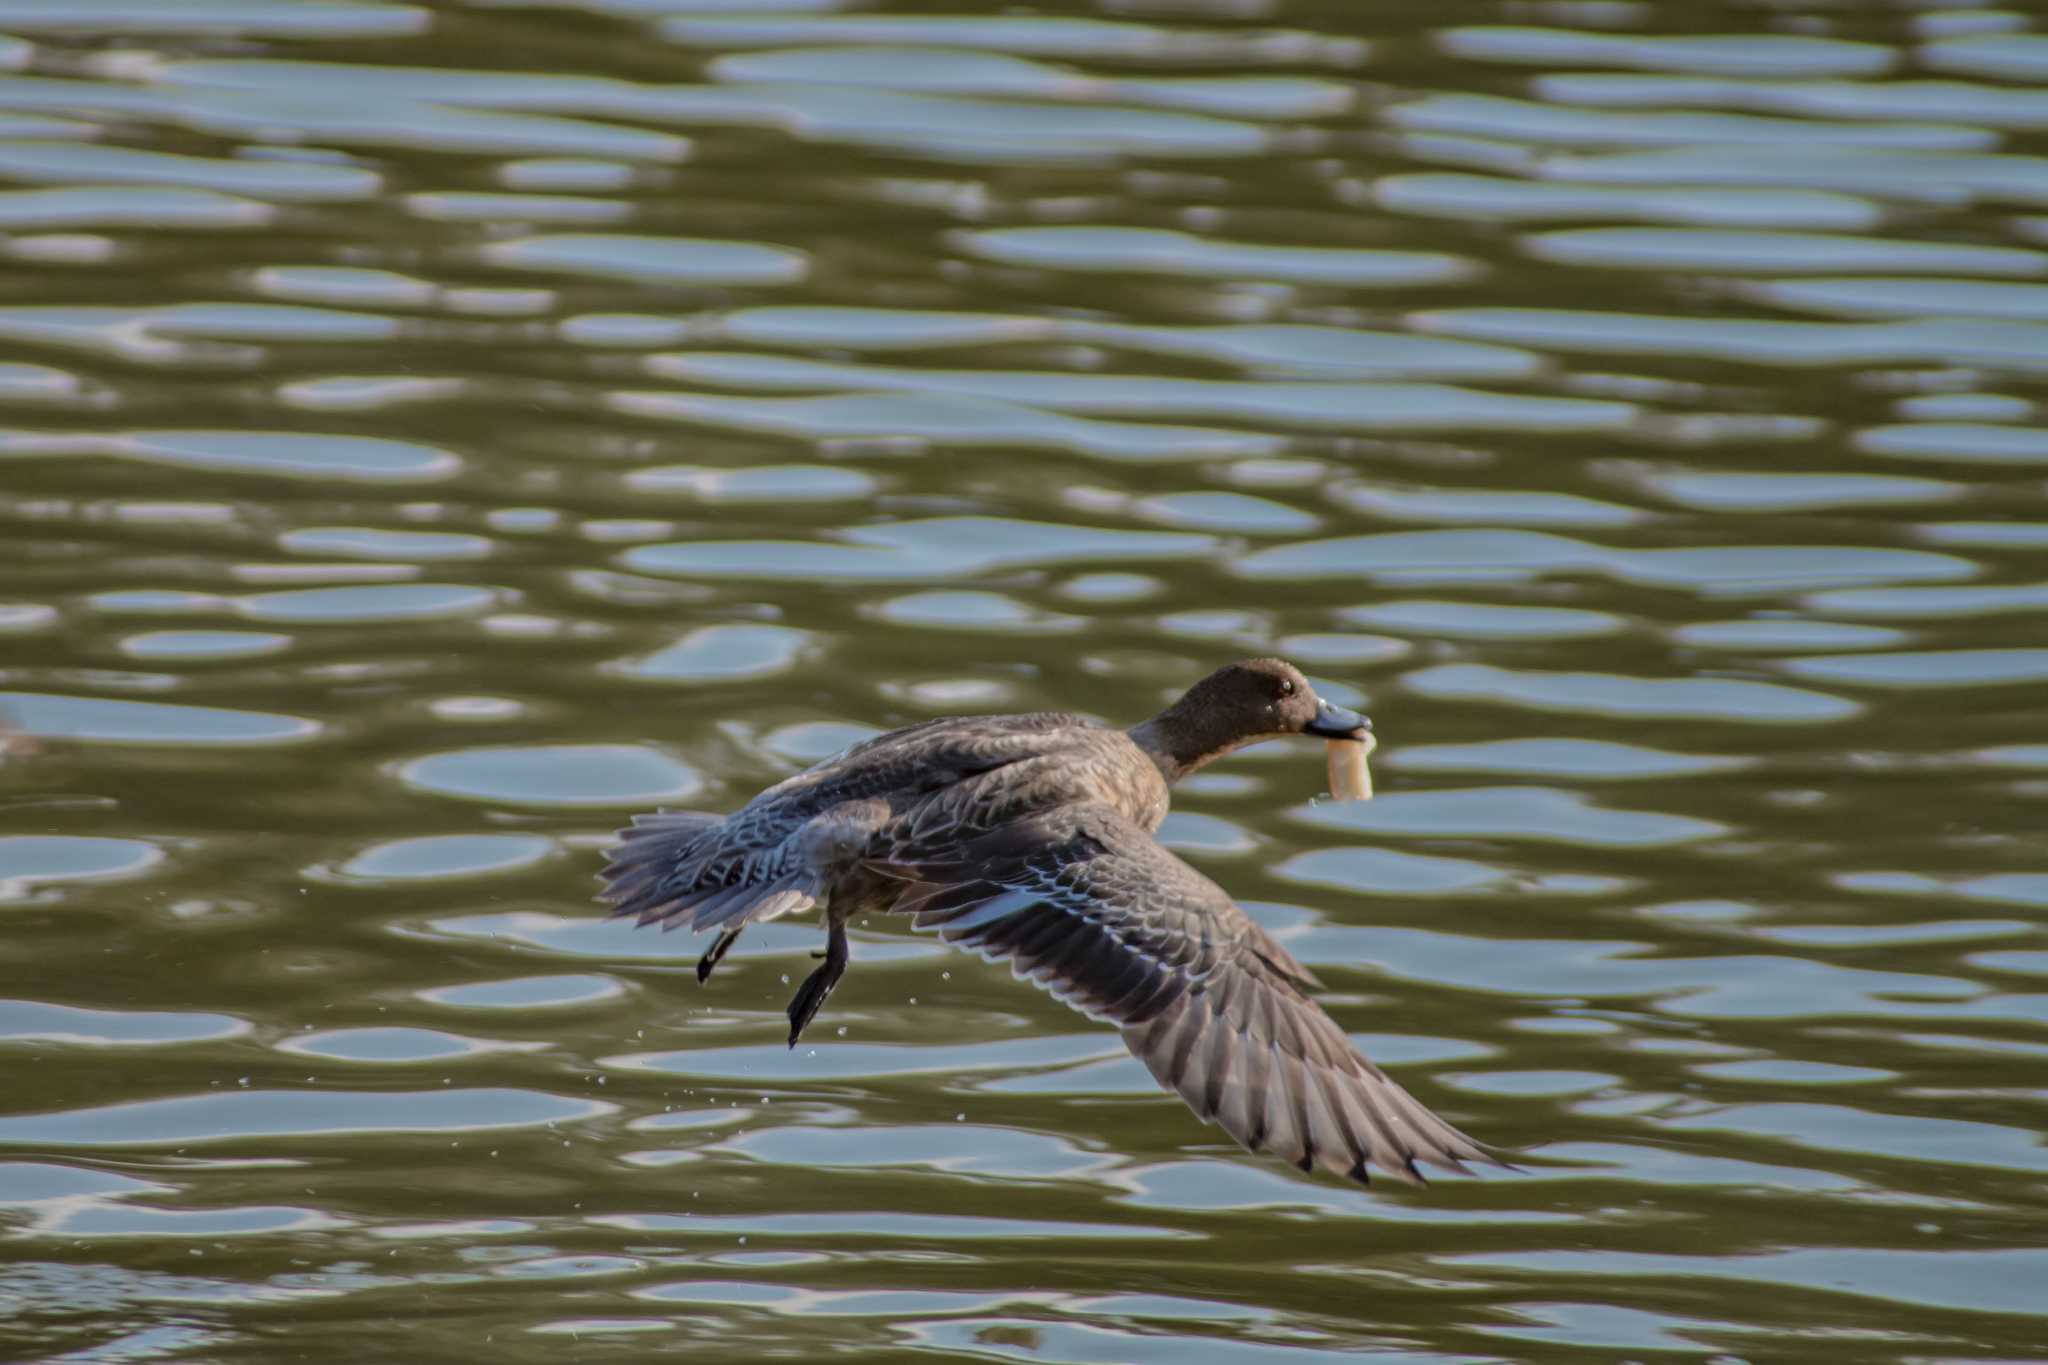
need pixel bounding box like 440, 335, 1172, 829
2, 2, 2047, 1362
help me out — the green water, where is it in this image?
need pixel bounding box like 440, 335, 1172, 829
3, 1, 2047, 1360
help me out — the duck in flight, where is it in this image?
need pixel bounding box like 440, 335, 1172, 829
599, 658, 1500, 1186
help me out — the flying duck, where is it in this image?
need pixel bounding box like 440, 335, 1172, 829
599, 658, 1500, 1185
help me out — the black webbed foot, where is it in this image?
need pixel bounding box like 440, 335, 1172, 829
786, 920, 848, 1048
697, 927, 743, 984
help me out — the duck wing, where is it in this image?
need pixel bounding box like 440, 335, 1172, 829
872, 805, 1499, 1186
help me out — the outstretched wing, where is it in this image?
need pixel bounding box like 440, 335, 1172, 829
873, 805, 1499, 1185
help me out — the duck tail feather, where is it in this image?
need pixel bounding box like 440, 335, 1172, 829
599, 810, 725, 926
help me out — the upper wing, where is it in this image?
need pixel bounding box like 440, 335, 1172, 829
873, 806, 1499, 1185
830, 710, 1090, 769
720, 712, 1091, 850
600, 716, 1097, 938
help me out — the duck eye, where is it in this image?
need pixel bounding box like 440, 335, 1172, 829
1278, 679, 1295, 697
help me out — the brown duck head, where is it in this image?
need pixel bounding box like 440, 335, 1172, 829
1132, 657, 1370, 780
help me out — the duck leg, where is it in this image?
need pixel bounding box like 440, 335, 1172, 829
696, 927, 743, 984
785, 917, 848, 1048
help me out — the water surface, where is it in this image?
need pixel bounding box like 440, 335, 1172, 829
2, 3, 2046, 1362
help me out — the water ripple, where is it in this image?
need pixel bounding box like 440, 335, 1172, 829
622, 516, 1216, 583
481, 234, 805, 285
640, 354, 1638, 433
1236, 529, 1974, 595
396, 744, 701, 806
0, 690, 320, 745
1444, 1246, 2048, 1317
1297, 786, 1725, 848
1440, 27, 1894, 78
958, 226, 1477, 287
0, 1089, 615, 1147
611, 389, 1280, 461
1403, 664, 1858, 723
0, 835, 163, 899
0, 1001, 245, 1047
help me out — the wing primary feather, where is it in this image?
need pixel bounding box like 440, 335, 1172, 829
1255, 1046, 1298, 1163
1200, 1016, 1241, 1125
1282, 1053, 1319, 1173
1162, 996, 1210, 1095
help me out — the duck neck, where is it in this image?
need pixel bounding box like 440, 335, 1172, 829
1127, 704, 1242, 785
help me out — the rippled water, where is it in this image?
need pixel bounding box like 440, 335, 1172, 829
3, 2, 2047, 1361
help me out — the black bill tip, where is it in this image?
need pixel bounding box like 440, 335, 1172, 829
1305, 696, 1371, 741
